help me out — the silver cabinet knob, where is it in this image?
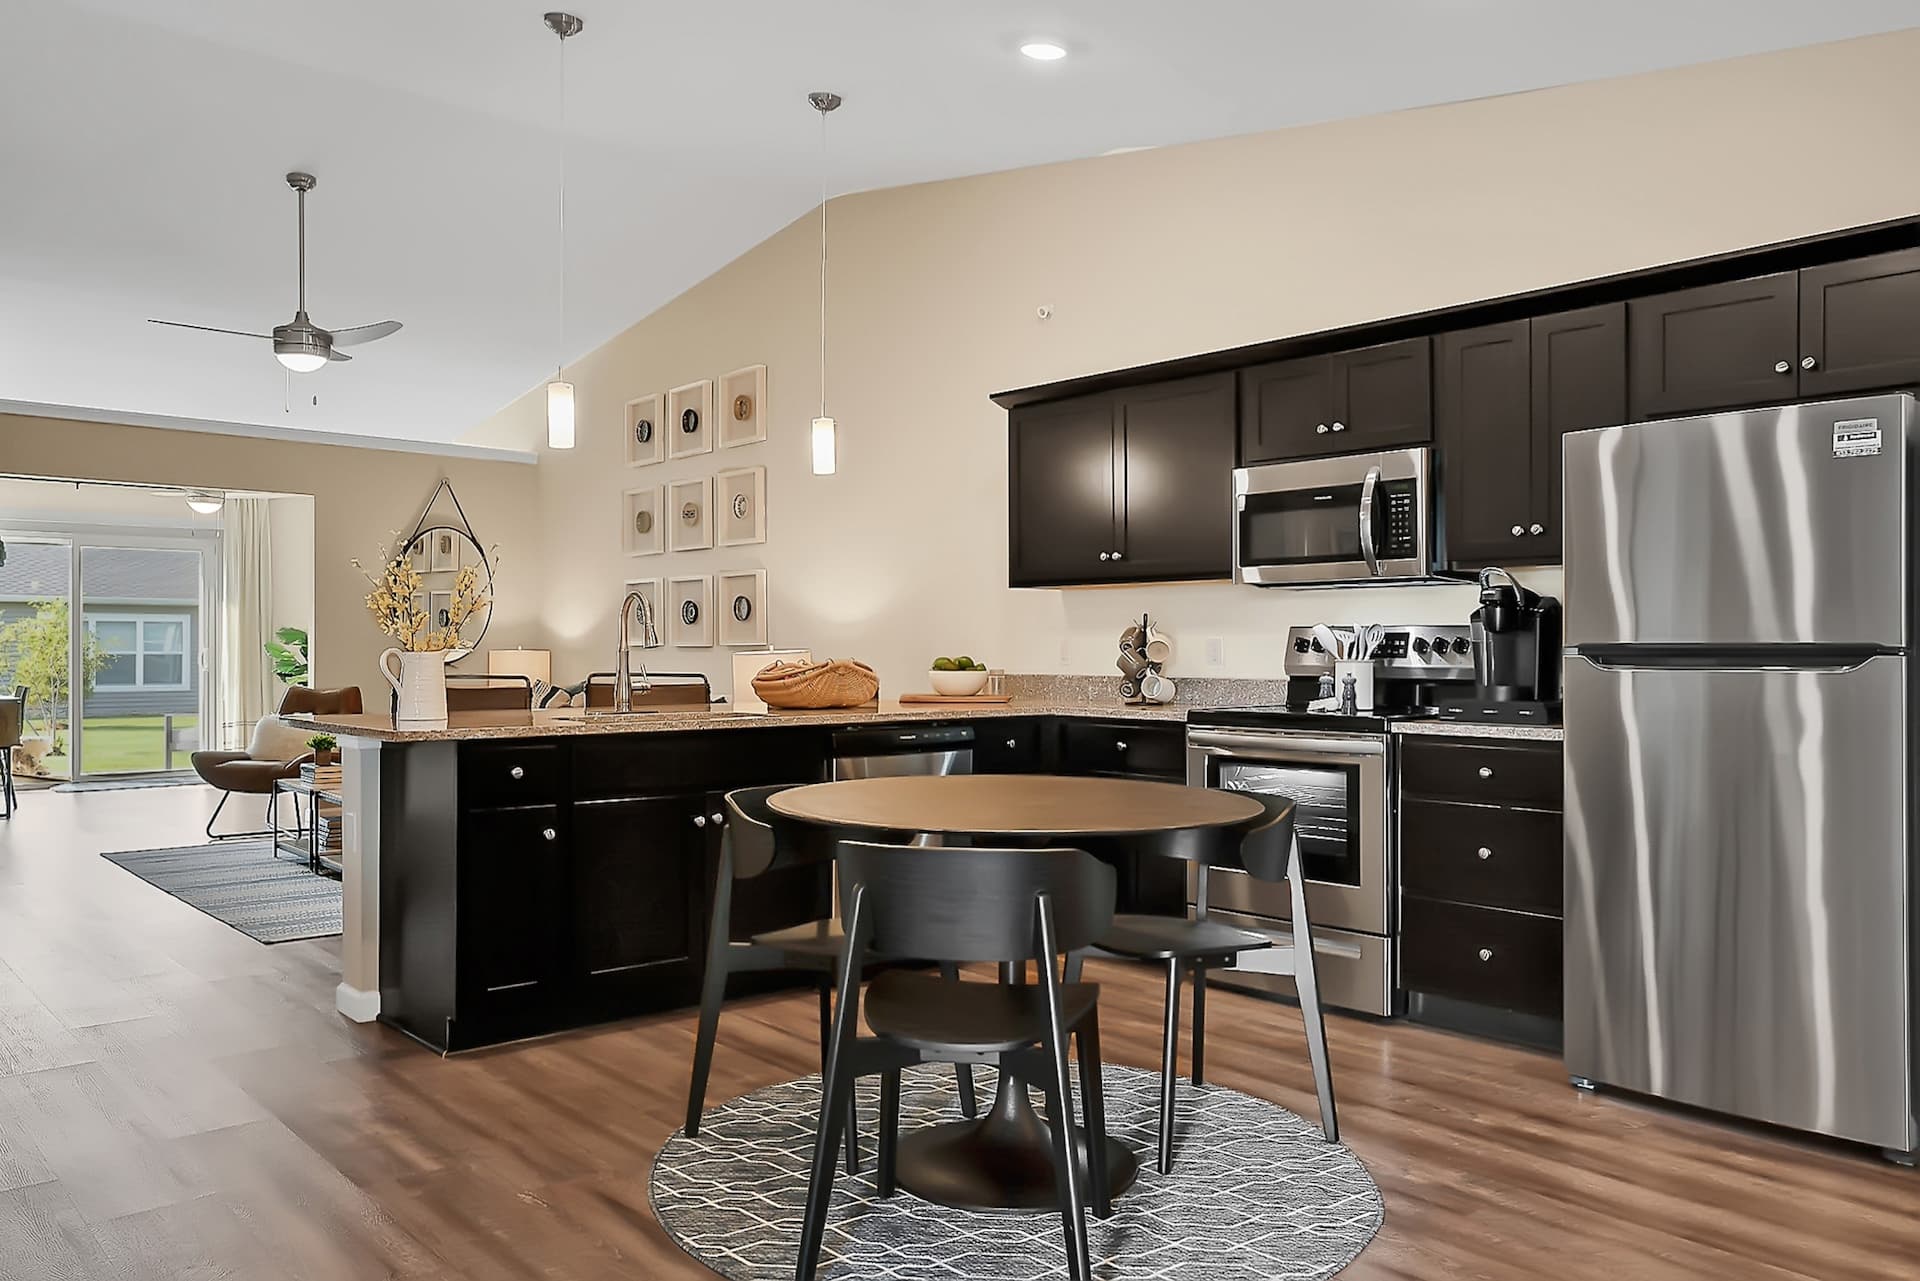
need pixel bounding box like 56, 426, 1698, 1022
692, 814, 707, 828
711, 812, 725, 826
1476, 846, 1492, 860
1511, 525, 1524, 537
1774, 360, 1792, 374
1099, 551, 1111, 561
1005, 738, 1018, 749
1529, 523, 1544, 536
1331, 421, 1347, 433
1477, 766, 1493, 779
1315, 423, 1330, 435
1801, 355, 1818, 370
1111, 550, 1123, 561
509, 766, 525, 780
1115, 740, 1129, 752
1478, 947, 1494, 962
542, 828, 557, 842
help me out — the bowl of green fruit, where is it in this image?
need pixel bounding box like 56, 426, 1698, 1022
929, 655, 989, 696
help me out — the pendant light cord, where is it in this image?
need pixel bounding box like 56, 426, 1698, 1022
817, 106, 829, 420
556, 31, 568, 380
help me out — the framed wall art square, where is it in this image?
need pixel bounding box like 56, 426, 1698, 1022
623, 485, 664, 557
622, 578, 662, 641
428, 529, 460, 573
668, 475, 713, 552
626, 393, 663, 467
667, 379, 714, 458
718, 364, 767, 449
717, 569, 768, 647
715, 465, 767, 546
669, 575, 714, 648
428, 590, 454, 631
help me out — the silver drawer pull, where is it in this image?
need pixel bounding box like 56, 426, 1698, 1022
1005, 738, 1017, 749
1476, 846, 1492, 860
1477, 766, 1493, 779
1315, 423, 1329, 435
1478, 947, 1494, 962
1115, 740, 1128, 752
711, 812, 726, 826
510, 766, 525, 780
542, 828, 557, 842
692, 814, 707, 828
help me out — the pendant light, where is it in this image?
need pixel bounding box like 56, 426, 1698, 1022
808, 91, 842, 476
544, 12, 584, 450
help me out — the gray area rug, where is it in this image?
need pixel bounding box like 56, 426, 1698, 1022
56, 775, 199, 793
652, 1064, 1382, 1280
101, 840, 342, 944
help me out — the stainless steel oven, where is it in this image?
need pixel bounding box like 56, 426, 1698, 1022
1233, 447, 1441, 586
1187, 725, 1397, 1016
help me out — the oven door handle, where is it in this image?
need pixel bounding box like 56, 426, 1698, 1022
1357, 464, 1382, 578
1189, 731, 1386, 759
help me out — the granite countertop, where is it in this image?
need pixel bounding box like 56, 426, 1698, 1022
294, 698, 1192, 743
1394, 719, 1564, 742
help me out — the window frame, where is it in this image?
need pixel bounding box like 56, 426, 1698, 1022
87, 611, 193, 693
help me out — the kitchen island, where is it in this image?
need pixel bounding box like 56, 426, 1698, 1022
301, 699, 1196, 1051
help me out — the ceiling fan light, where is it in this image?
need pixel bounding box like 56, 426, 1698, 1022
185, 492, 224, 515
547, 380, 576, 450
274, 334, 328, 374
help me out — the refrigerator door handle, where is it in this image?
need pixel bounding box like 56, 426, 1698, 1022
1572, 653, 1887, 676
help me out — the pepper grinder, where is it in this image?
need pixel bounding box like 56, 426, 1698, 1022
1339, 673, 1358, 716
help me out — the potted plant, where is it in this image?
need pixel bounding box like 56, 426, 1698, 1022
307, 734, 339, 768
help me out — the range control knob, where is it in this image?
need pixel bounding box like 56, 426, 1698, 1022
1411, 636, 1431, 656
1451, 637, 1472, 655
1293, 637, 1311, 654
1310, 637, 1325, 653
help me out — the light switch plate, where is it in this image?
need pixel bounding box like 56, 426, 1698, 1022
1206, 637, 1224, 666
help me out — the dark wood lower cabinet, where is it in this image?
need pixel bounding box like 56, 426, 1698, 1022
1401, 897, 1561, 1019
567, 795, 705, 1011
457, 804, 567, 1027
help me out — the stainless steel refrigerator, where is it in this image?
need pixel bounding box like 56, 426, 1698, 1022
1562, 392, 1917, 1161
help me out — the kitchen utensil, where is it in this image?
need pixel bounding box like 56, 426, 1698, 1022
1356, 624, 1383, 661
1311, 624, 1345, 661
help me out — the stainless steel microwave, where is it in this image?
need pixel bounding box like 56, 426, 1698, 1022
1233, 447, 1443, 586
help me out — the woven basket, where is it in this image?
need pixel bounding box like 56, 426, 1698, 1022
752, 658, 880, 710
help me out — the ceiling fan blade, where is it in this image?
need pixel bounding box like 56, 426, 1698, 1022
147, 319, 273, 340
326, 347, 352, 362
329, 319, 402, 347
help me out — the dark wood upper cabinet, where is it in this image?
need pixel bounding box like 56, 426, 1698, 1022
1331, 337, 1432, 452
1530, 302, 1626, 562
1436, 320, 1533, 568
1008, 394, 1118, 586
1240, 337, 1431, 464
1117, 373, 1235, 580
1798, 247, 1920, 397
1629, 272, 1798, 419
1010, 374, 1233, 586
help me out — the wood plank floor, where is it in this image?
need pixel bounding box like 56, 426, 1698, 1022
1, 783, 1914, 1280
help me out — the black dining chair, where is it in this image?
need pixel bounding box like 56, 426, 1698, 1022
684, 787, 977, 1172
1082, 793, 1336, 1174
797, 840, 1117, 1281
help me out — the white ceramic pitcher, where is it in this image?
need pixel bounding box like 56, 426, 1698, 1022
380, 648, 448, 726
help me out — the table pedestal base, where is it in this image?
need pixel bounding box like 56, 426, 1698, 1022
893, 1076, 1138, 1211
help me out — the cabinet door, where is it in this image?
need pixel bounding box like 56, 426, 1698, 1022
1629, 272, 1798, 418
459, 805, 565, 1012
1008, 395, 1119, 586
1238, 356, 1333, 464
1798, 248, 1920, 396
1116, 373, 1235, 580
567, 796, 705, 1006
1330, 337, 1432, 451
1436, 320, 1533, 569
1530, 302, 1626, 562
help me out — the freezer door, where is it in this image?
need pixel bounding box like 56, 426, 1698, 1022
1563, 395, 1912, 647
1563, 653, 1913, 1149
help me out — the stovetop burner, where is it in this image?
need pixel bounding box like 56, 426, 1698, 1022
1188, 703, 1442, 735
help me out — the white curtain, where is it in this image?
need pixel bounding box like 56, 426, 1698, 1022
219, 497, 276, 749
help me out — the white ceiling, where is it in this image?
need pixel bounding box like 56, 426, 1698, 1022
3, 2, 1915, 448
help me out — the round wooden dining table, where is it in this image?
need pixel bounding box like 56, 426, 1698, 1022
766, 773, 1264, 1212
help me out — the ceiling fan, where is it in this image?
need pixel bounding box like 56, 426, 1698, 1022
149, 171, 402, 372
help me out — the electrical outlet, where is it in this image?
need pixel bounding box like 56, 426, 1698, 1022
1205, 637, 1224, 666
1059, 636, 1071, 665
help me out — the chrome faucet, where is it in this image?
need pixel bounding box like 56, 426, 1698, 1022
615, 590, 660, 712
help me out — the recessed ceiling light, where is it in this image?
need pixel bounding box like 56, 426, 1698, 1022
1020, 41, 1067, 62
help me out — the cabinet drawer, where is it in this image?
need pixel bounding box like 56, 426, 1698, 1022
974, 718, 1044, 774
461, 742, 566, 807
1402, 799, 1562, 915
1402, 897, 1561, 1018
1399, 738, 1561, 808
572, 728, 828, 799
1059, 719, 1184, 778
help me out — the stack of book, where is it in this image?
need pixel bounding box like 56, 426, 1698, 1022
314, 804, 344, 856
300, 762, 344, 791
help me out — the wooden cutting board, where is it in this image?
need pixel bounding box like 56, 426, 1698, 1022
897, 693, 1015, 704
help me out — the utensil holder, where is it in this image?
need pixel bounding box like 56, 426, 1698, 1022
1334, 660, 1375, 711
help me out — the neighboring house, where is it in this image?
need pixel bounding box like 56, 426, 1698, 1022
0, 541, 200, 720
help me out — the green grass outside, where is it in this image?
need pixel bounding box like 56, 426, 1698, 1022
41, 714, 201, 776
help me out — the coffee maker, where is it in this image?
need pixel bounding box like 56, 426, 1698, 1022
1437, 567, 1563, 725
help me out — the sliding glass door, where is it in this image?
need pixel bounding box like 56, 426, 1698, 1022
0, 534, 76, 781
76, 544, 211, 776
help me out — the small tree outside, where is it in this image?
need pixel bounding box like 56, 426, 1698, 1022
0, 598, 108, 750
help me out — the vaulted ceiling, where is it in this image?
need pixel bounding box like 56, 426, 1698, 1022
3, 1, 1914, 447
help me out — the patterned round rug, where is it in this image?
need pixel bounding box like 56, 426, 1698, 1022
651, 1064, 1382, 1280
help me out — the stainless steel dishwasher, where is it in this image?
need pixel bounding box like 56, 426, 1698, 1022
831, 725, 974, 779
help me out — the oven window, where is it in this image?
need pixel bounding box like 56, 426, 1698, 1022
1215, 760, 1361, 886
1240, 486, 1362, 566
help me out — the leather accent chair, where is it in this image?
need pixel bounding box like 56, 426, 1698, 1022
0, 688, 23, 819
191, 686, 363, 840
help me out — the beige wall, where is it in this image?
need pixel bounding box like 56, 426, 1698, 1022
265, 493, 316, 670
470, 29, 1920, 697
2, 413, 541, 704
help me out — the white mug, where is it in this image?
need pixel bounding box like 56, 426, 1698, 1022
1140, 671, 1177, 704
1143, 623, 1172, 665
